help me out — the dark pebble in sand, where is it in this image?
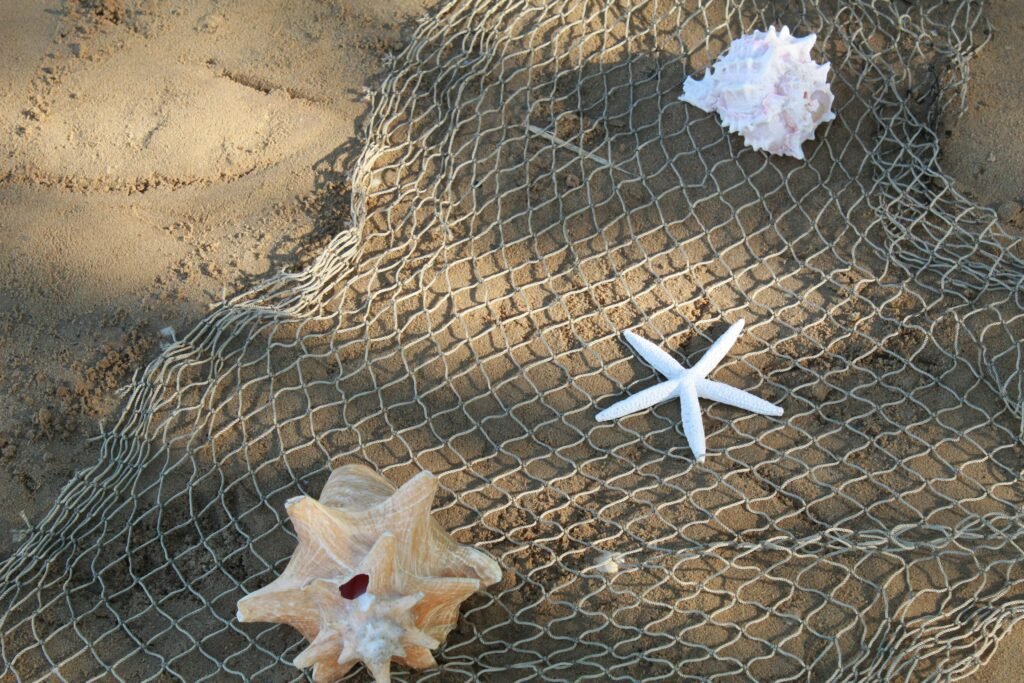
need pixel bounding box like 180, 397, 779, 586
997, 200, 1021, 223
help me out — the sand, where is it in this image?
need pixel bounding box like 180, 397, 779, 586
935, 4, 1024, 677
0, 0, 431, 555
0, 0, 1021, 679
944, 0, 1024, 211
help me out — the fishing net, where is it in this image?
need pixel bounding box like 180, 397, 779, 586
3, 0, 1023, 680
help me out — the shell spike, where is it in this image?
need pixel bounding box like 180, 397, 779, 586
405, 627, 442, 650
294, 630, 339, 669
366, 656, 392, 683
403, 645, 439, 669
393, 592, 425, 613
336, 642, 359, 668
363, 533, 398, 594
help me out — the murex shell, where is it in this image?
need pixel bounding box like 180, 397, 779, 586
680, 25, 835, 159
237, 465, 501, 682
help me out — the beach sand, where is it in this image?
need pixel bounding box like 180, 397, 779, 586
0, 0, 1020, 679
0, 0, 430, 554
943, 5, 1024, 682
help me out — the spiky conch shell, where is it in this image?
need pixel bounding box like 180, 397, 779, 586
237, 465, 502, 683
680, 25, 836, 159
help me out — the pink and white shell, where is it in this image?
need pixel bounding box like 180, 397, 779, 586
680, 26, 835, 160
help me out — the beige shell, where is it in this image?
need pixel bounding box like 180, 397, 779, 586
237, 465, 502, 682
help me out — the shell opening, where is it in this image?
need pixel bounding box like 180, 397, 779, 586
339, 573, 370, 600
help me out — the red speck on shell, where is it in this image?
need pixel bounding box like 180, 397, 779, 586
339, 574, 369, 600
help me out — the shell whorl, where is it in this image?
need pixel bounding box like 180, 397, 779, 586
236, 465, 501, 682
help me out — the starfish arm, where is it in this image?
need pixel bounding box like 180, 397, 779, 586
679, 381, 707, 462
623, 331, 684, 378
692, 319, 746, 377
595, 379, 680, 421
696, 379, 784, 417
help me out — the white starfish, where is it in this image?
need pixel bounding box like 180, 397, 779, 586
596, 319, 783, 462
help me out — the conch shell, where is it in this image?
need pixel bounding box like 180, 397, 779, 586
237, 465, 502, 682
680, 25, 835, 159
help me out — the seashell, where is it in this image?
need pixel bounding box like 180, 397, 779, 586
237, 465, 502, 682
680, 25, 835, 159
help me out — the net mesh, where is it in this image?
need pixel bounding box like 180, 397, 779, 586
3, 0, 1024, 680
